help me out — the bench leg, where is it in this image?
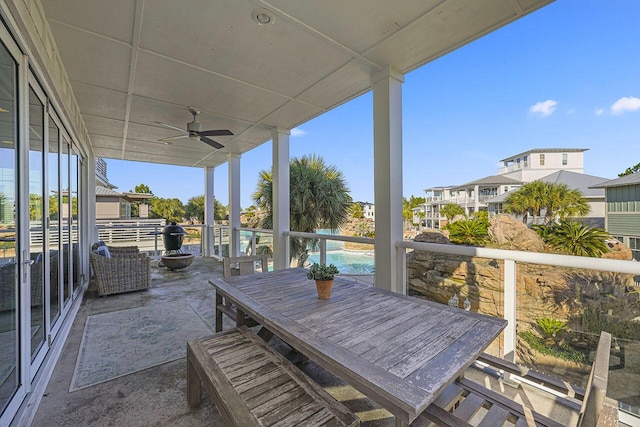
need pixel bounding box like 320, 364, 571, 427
215, 292, 223, 332
257, 327, 274, 342
187, 357, 202, 408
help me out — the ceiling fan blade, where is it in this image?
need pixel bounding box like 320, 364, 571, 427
197, 129, 233, 137
154, 121, 188, 133
199, 136, 224, 149
159, 134, 190, 142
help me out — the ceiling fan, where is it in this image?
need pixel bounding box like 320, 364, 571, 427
155, 107, 233, 149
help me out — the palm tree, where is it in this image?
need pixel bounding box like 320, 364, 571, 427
253, 155, 352, 266
505, 182, 589, 225
504, 181, 546, 224
543, 183, 589, 225
440, 203, 465, 221
540, 220, 610, 257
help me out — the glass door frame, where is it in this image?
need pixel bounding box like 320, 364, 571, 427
27, 72, 49, 379
0, 19, 28, 424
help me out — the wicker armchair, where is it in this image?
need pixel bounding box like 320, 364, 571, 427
90, 245, 150, 296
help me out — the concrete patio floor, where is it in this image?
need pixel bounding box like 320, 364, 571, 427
28, 256, 591, 426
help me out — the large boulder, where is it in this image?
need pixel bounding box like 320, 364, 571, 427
488, 214, 546, 252
414, 231, 451, 244
602, 239, 633, 260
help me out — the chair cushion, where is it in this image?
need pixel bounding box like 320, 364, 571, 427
95, 245, 111, 258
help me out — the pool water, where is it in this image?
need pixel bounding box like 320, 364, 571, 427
307, 250, 375, 274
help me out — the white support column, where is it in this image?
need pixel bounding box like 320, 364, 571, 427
204, 166, 215, 257
474, 184, 480, 214
228, 154, 241, 257
272, 128, 290, 270
372, 67, 404, 293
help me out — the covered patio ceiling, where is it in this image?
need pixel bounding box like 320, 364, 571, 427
40, 0, 553, 169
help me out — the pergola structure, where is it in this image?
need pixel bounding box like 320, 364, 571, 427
0, 0, 556, 423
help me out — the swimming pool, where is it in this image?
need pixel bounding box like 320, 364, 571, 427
307, 249, 375, 274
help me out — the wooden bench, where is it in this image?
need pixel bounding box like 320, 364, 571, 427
416, 331, 616, 427
187, 326, 360, 427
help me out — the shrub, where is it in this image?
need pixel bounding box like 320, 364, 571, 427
518, 331, 586, 364
536, 317, 567, 337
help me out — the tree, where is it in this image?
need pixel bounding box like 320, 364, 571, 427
533, 220, 609, 257
505, 182, 589, 225
349, 203, 364, 219
150, 197, 185, 223
542, 183, 589, 225
504, 181, 546, 224
619, 162, 640, 177
185, 195, 227, 222
133, 183, 153, 195
403, 196, 426, 227
440, 203, 465, 221
253, 155, 352, 266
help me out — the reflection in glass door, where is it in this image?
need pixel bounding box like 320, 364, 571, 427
0, 38, 19, 415
61, 138, 71, 306
48, 119, 60, 327
28, 87, 46, 361
70, 149, 80, 294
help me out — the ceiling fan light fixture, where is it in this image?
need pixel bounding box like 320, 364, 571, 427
252, 8, 275, 26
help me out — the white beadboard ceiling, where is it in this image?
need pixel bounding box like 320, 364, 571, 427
39, 0, 553, 168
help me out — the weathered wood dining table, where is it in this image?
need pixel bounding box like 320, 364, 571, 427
210, 268, 507, 426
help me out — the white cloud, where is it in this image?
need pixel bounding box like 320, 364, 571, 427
566, 109, 575, 115
529, 100, 557, 117
595, 108, 604, 116
290, 127, 308, 137
611, 96, 640, 115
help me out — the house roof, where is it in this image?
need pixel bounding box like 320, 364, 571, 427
95, 186, 124, 197
499, 148, 588, 162
38, 0, 554, 169
486, 170, 609, 204
538, 170, 608, 198
453, 175, 522, 190
590, 172, 640, 188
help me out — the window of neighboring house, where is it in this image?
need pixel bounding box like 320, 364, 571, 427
523, 155, 528, 167
614, 236, 625, 244
540, 154, 545, 166
562, 153, 567, 165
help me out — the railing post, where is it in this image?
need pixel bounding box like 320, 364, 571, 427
284, 234, 290, 269
320, 239, 327, 266
153, 225, 158, 257
503, 258, 517, 383
397, 245, 405, 294
251, 231, 257, 256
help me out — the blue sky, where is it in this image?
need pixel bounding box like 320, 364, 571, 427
106, 0, 640, 208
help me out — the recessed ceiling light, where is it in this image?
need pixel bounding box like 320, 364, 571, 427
252, 8, 275, 26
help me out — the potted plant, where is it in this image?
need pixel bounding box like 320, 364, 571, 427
306, 263, 339, 299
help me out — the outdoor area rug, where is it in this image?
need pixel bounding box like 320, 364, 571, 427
70, 301, 213, 391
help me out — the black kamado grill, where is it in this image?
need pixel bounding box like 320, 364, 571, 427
162, 222, 186, 254
159, 222, 195, 270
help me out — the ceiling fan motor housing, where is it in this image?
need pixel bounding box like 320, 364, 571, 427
187, 120, 202, 133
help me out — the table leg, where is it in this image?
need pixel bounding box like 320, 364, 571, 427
215, 292, 223, 332
236, 307, 246, 327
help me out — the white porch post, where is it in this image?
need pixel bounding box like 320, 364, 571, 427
372, 67, 404, 293
474, 184, 480, 214
204, 166, 215, 257
272, 128, 290, 270
228, 154, 241, 257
